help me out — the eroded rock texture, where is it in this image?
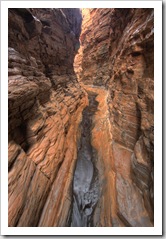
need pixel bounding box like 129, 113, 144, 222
74, 8, 154, 226
8, 8, 154, 227
8, 8, 86, 227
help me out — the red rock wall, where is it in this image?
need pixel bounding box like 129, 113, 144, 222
8, 8, 86, 227
75, 8, 154, 226
8, 8, 154, 227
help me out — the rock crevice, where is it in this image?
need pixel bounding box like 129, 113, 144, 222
74, 8, 154, 226
8, 8, 154, 227
71, 92, 99, 227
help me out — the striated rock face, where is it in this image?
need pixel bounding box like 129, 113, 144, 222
8, 8, 154, 227
74, 8, 154, 226
8, 8, 86, 227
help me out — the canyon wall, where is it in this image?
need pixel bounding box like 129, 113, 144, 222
8, 8, 154, 227
75, 8, 154, 226
8, 8, 86, 227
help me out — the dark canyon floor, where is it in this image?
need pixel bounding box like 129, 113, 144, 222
8, 8, 154, 227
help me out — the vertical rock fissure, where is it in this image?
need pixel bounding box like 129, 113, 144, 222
71, 93, 100, 227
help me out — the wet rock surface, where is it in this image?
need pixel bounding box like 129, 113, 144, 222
71, 93, 99, 227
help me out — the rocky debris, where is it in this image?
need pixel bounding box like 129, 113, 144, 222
75, 8, 154, 226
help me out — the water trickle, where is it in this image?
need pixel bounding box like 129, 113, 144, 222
71, 93, 99, 227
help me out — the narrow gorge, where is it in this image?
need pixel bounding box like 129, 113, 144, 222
8, 8, 154, 227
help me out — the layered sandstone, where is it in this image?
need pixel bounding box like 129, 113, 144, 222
8, 8, 86, 227
74, 8, 154, 226
8, 8, 154, 228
